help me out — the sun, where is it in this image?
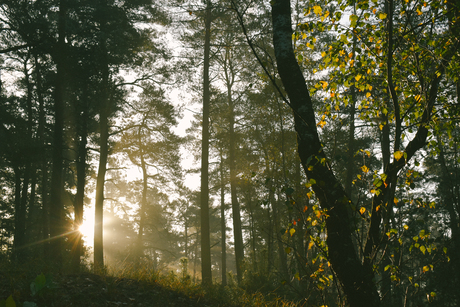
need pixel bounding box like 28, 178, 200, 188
78, 221, 94, 239
78, 208, 95, 248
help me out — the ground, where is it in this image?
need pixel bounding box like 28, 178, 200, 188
0, 271, 239, 307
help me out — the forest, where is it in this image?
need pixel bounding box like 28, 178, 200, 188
0, 0, 459, 306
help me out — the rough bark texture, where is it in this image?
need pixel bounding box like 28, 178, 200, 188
270, 1, 380, 305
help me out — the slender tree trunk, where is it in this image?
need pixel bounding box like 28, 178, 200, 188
93, 84, 109, 272
34, 54, 49, 261
72, 94, 88, 273
200, 0, 212, 286
274, 183, 289, 281
225, 53, 245, 286
219, 149, 227, 286
93, 0, 110, 272
13, 166, 26, 261
136, 126, 148, 264
49, 0, 67, 269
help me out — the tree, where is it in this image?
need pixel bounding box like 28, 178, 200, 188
264, 0, 460, 305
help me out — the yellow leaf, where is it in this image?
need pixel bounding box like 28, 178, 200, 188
379, 13, 387, 19
6, 295, 16, 307
394, 151, 404, 161
355, 74, 362, 81
313, 5, 322, 15
414, 95, 421, 102
321, 51, 326, 57
423, 265, 430, 273
366, 92, 371, 98
290, 228, 296, 237
394, 197, 399, 204
308, 241, 314, 250
317, 120, 327, 128
359, 207, 366, 214
361, 165, 369, 173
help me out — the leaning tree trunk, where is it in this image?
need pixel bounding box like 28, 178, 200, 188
270, 1, 380, 305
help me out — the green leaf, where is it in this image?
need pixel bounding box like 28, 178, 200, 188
31, 273, 47, 297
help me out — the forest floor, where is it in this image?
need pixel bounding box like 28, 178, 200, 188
0, 265, 297, 307
0, 270, 245, 307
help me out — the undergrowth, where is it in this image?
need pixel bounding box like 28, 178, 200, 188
0, 258, 303, 307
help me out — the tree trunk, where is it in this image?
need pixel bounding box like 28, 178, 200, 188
34, 53, 50, 261
13, 166, 26, 262
200, 0, 212, 286
93, 81, 109, 273
223, 47, 245, 285
72, 93, 88, 273
270, 1, 380, 305
219, 149, 227, 286
93, 0, 110, 273
49, 0, 67, 269
136, 126, 148, 264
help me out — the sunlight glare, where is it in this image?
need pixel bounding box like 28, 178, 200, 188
78, 213, 94, 247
